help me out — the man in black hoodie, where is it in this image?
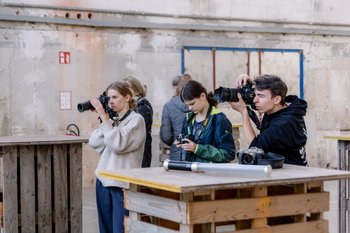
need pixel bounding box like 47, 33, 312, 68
229, 74, 308, 166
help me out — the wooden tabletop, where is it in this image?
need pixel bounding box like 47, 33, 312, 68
325, 135, 350, 141
99, 164, 350, 193
0, 135, 89, 146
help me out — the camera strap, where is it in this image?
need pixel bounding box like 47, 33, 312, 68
189, 105, 212, 142
246, 106, 261, 130
256, 152, 285, 169
113, 110, 131, 126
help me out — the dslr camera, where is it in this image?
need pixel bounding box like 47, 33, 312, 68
177, 134, 195, 145
237, 147, 284, 169
214, 80, 255, 105
77, 92, 117, 119
177, 134, 196, 161
237, 147, 265, 165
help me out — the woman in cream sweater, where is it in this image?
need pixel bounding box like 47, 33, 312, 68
89, 80, 146, 233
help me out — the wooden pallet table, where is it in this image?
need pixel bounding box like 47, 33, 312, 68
100, 164, 350, 233
0, 135, 88, 233
325, 134, 350, 233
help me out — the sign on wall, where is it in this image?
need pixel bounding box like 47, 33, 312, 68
60, 91, 72, 110
59, 51, 71, 64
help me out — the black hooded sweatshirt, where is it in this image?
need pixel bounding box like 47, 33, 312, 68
250, 95, 308, 166
136, 97, 153, 168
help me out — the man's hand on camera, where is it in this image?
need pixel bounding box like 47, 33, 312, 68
236, 74, 251, 87
228, 93, 247, 114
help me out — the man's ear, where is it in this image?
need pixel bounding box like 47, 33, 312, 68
273, 95, 282, 105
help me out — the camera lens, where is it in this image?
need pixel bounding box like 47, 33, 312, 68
242, 153, 255, 164
214, 87, 240, 103
77, 101, 94, 112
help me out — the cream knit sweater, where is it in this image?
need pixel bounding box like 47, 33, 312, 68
89, 111, 146, 188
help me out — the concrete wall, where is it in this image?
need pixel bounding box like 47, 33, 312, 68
1, 0, 350, 186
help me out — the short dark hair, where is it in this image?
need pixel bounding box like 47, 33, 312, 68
254, 75, 288, 105
181, 80, 218, 107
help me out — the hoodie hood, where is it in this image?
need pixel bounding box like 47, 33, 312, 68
284, 95, 307, 116
173, 96, 189, 113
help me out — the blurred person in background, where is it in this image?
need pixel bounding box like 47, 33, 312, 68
160, 74, 192, 160
124, 76, 153, 167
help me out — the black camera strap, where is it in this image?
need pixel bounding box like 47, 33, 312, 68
256, 152, 285, 169
113, 110, 131, 126
246, 106, 261, 130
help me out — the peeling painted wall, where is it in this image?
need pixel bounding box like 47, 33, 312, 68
1, 1, 350, 187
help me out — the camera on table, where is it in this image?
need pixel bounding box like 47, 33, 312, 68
237, 147, 265, 165
237, 147, 285, 169
77, 92, 117, 119
214, 80, 255, 106
177, 134, 196, 161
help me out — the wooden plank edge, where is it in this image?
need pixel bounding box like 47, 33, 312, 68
99, 171, 181, 193
125, 217, 179, 233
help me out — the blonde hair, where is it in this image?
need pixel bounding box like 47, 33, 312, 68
175, 73, 192, 96
124, 75, 147, 97
106, 81, 137, 109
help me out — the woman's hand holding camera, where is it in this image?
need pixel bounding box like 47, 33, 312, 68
174, 138, 197, 153
90, 98, 109, 122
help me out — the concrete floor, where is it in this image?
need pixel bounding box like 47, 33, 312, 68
82, 180, 340, 233
83, 188, 99, 233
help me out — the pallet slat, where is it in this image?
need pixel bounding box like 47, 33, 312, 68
70, 144, 82, 232
53, 144, 68, 233
3, 146, 19, 233
188, 192, 329, 224
234, 219, 328, 233
125, 190, 187, 224
19, 145, 36, 233
37, 145, 53, 233
125, 217, 179, 233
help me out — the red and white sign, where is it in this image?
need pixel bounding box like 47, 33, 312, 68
59, 51, 70, 64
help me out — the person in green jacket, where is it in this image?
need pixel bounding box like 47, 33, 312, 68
175, 79, 236, 163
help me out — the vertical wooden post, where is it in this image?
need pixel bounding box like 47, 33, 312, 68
53, 144, 68, 233
70, 144, 82, 232
180, 192, 194, 233
37, 145, 53, 233
3, 146, 19, 233
251, 186, 268, 229
19, 145, 36, 233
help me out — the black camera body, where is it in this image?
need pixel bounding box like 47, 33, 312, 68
214, 80, 255, 105
177, 134, 195, 144
77, 92, 117, 119
177, 134, 196, 161
237, 147, 284, 169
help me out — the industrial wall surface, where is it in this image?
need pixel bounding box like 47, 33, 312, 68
1, 0, 350, 187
